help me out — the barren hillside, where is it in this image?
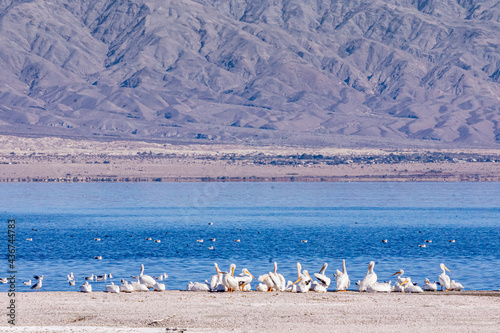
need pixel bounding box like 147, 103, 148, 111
0, 0, 499, 148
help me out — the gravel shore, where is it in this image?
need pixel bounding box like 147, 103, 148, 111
4, 291, 499, 332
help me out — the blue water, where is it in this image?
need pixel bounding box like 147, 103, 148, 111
1, 182, 499, 292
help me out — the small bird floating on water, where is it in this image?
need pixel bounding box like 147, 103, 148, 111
382, 239, 388, 243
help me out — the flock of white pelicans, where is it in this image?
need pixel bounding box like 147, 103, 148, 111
9, 261, 464, 294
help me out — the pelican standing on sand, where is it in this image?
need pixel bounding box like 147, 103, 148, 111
334, 259, 350, 291
314, 263, 331, 289
392, 269, 407, 285
210, 263, 227, 292
235, 268, 256, 291
438, 263, 451, 290
139, 264, 156, 289
222, 264, 239, 292
357, 261, 377, 292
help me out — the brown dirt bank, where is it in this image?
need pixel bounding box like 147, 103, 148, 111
4, 291, 500, 332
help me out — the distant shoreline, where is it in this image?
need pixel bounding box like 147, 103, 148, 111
1, 135, 500, 183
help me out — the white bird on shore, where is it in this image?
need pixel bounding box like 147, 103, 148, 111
153, 281, 166, 291
334, 259, 350, 291
314, 263, 331, 289
210, 263, 227, 292
255, 283, 269, 292
120, 279, 134, 293
392, 269, 407, 285
438, 263, 451, 290
222, 264, 239, 292
31, 276, 43, 291
139, 264, 156, 288
450, 280, 464, 291
235, 268, 256, 291
187, 281, 211, 292
23, 280, 32, 286
423, 278, 438, 291
105, 282, 120, 293
131, 280, 149, 292
367, 281, 392, 293
403, 279, 423, 293
293, 263, 313, 293
80, 281, 92, 293
310, 281, 328, 293
358, 261, 377, 292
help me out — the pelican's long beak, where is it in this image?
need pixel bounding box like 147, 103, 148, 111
306, 272, 313, 281
402, 278, 409, 285
444, 265, 450, 272
319, 263, 327, 274
247, 270, 256, 279
231, 266, 235, 276
367, 263, 373, 275
293, 278, 302, 285
392, 270, 402, 276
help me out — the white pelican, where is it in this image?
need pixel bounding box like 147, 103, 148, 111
357, 261, 377, 292
26, 238, 33, 241
208, 246, 214, 250
94, 238, 101, 241
222, 264, 239, 292
120, 279, 134, 293
23, 280, 32, 286
314, 263, 331, 288
211, 263, 227, 292
187, 281, 211, 292
30, 276, 43, 291
258, 273, 274, 292
131, 280, 149, 292
450, 280, 464, 291
419, 244, 426, 248
270, 262, 287, 291
105, 282, 120, 293
438, 263, 451, 290
381, 239, 388, 243
209, 238, 216, 241
196, 239, 204, 243
153, 281, 166, 291
233, 239, 241, 242
67, 272, 74, 281
334, 259, 350, 291
255, 283, 268, 292
94, 256, 102, 260
80, 281, 92, 293
154, 240, 161, 243
293, 263, 313, 293
109, 273, 113, 279
310, 281, 327, 293
449, 240, 456, 243
404, 279, 423, 293
423, 279, 437, 291
139, 264, 156, 288
84, 274, 94, 281
235, 268, 255, 291
392, 269, 406, 285
367, 281, 392, 293
0, 278, 8, 284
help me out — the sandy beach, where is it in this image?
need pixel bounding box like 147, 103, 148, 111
3, 291, 499, 332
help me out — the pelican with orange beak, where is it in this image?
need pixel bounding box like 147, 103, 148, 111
222, 264, 238, 292
235, 268, 256, 291
438, 263, 451, 290
357, 261, 377, 292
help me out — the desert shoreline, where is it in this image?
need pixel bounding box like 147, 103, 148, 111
3, 291, 499, 332
1, 135, 500, 182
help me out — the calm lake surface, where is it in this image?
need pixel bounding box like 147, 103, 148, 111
1, 182, 499, 291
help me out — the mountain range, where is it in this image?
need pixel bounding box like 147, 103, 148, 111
0, 0, 499, 148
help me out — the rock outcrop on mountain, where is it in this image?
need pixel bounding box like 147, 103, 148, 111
0, 0, 499, 147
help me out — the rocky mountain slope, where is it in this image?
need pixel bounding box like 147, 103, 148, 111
0, 0, 499, 147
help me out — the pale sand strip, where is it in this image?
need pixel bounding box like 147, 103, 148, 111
4, 291, 499, 332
